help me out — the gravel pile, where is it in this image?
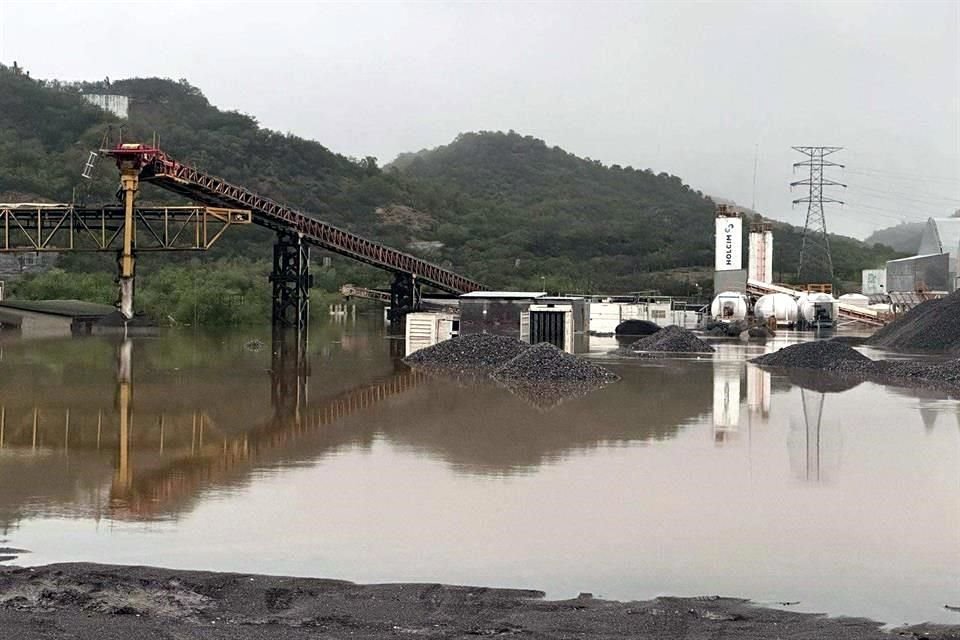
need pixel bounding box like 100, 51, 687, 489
751, 341, 871, 371
752, 340, 960, 393
867, 290, 960, 353
404, 334, 530, 374
627, 325, 715, 355
492, 342, 620, 383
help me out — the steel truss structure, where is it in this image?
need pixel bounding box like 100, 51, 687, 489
791, 146, 845, 284
103, 145, 484, 293
0, 204, 251, 252
270, 233, 312, 332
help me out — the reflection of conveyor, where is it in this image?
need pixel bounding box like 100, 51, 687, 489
108, 364, 425, 520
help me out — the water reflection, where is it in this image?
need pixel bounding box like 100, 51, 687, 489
0, 328, 957, 625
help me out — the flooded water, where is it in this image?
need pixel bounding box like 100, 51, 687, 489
0, 320, 957, 626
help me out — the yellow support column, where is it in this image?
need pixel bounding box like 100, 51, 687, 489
118, 165, 138, 321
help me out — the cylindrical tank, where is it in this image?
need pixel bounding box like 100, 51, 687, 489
799, 293, 838, 326
710, 292, 748, 321
754, 293, 799, 327
838, 293, 870, 307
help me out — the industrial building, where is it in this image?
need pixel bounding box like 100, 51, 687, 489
877, 217, 960, 294
0, 299, 115, 337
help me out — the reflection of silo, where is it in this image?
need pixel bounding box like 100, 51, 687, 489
788, 389, 843, 482
713, 363, 742, 444
746, 365, 771, 419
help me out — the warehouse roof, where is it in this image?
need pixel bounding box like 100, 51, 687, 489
919, 218, 960, 258
459, 291, 547, 299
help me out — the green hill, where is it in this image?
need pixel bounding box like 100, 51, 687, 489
392, 131, 903, 290
864, 222, 926, 255
0, 63, 903, 323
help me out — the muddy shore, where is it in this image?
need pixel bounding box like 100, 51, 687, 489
0, 563, 957, 639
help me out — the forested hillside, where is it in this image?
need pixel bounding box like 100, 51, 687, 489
393, 132, 902, 290
864, 222, 926, 254
0, 63, 902, 323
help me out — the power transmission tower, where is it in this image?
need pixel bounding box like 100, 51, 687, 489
791, 146, 846, 284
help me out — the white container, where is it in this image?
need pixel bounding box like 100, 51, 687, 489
405, 312, 459, 356
588, 302, 622, 334
754, 293, 799, 327
798, 293, 838, 326
710, 292, 748, 321
838, 293, 870, 307
862, 269, 886, 295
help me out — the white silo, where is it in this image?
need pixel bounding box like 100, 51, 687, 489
710, 291, 749, 321
754, 293, 799, 327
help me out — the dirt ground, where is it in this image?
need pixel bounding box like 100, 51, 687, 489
0, 563, 958, 639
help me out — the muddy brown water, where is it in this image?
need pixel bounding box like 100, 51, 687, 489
0, 320, 956, 626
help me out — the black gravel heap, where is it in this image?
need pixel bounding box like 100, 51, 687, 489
404, 334, 530, 374
753, 338, 960, 393
614, 319, 661, 336
628, 325, 715, 355
867, 290, 960, 353
751, 341, 871, 371
492, 342, 619, 383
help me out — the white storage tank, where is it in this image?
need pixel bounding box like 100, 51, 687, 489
753, 293, 799, 327
710, 291, 748, 321
838, 293, 870, 307
798, 293, 838, 327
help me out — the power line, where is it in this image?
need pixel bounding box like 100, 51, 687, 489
843, 166, 960, 187
791, 146, 844, 283
845, 184, 960, 209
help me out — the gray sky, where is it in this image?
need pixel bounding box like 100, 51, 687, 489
1, 0, 958, 238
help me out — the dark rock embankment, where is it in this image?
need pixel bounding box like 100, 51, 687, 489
619, 325, 715, 358
867, 289, 960, 353
752, 340, 960, 392
2, 563, 957, 640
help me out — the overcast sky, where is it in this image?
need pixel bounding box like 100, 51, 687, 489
1, 0, 958, 238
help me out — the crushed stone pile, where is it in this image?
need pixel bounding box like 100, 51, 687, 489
867, 290, 960, 353
627, 325, 715, 355
493, 342, 619, 383
871, 358, 960, 386
404, 334, 530, 374
752, 340, 960, 393
751, 341, 871, 372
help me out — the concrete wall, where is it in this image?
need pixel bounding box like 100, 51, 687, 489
82, 94, 129, 119
714, 268, 748, 294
